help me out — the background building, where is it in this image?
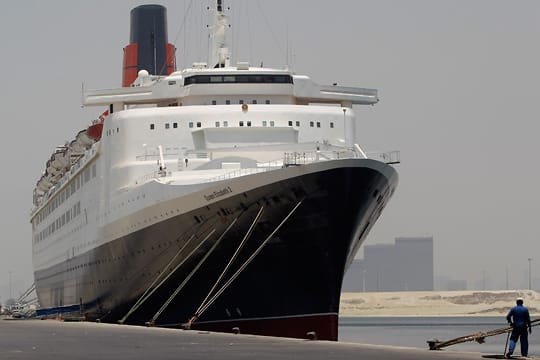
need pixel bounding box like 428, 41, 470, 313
342, 236, 434, 292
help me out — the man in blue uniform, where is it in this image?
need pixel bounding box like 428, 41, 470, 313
506, 297, 531, 358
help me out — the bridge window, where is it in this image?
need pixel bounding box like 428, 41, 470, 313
184, 74, 293, 85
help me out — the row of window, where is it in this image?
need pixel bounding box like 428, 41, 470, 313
212, 99, 271, 105
183, 74, 293, 86
149, 120, 335, 130
34, 202, 82, 244
34, 164, 96, 227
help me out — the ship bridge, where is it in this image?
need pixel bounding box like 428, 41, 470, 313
82, 65, 378, 110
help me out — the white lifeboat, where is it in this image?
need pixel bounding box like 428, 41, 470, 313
75, 129, 94, 149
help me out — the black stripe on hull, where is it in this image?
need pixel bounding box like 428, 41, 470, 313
34, 160, 397, 340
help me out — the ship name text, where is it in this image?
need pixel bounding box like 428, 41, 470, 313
204, 187, 233, 201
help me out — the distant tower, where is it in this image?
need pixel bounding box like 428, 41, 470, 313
122, 5, 176, 87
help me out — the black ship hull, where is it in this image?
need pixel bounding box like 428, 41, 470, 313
34, 159, 397, 340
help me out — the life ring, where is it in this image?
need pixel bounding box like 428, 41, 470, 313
241, 103, 248, 112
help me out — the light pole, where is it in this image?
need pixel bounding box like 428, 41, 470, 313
528, 258, 532, 290
8, 271, 12, 299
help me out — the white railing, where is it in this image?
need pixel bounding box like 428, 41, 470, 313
133, 149, 400, 187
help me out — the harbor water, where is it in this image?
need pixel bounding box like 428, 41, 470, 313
339, 316, 539, 357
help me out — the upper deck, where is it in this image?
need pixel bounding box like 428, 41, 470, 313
82, 65, 379, 109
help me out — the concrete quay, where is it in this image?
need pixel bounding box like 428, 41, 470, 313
0, 318, 524, 360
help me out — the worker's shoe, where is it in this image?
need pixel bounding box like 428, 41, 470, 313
505, 353, 512, 359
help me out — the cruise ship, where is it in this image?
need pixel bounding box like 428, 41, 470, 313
31, 2, 399, 341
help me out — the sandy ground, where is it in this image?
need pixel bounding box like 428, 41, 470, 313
340, 290, 540, 317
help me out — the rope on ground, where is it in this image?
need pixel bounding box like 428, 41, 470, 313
427, 318, 540, 350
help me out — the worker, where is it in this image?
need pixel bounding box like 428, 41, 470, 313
505, 297, 532, 358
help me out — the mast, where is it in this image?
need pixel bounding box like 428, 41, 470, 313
209, 0, 231, 68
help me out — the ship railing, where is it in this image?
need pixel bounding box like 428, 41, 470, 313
135, 170, 168, 185
365, 150, 401, 164
283, 149, 356, 166
132, 150, 401, 187
201, 167, 276, 184
136, 150, 209, 161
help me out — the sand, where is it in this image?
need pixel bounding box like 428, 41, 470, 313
339, 290, 540, 317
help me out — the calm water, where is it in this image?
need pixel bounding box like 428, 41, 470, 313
338, 316, 538, 357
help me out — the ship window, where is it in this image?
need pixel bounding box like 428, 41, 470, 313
189, 122, 193, 128
317, 122, 321, 128
76, 177, 80, 190
296, 121, 300, 127
330, 122, 334, 128
117, 127, 119, 133
84, 168, 90, 183
262, 121, 267, 127
288, 121, 293, 126
168, 80, 176, 85
226, 100, 231, 105
196, 122, 201, 128
150, 124, 155, 130
239, 100, 244, 104
239, 121, 244, 127
173, 122, 178, 128
184, 74, 293, 85
215, 121, 220, 127
165, 123, 170, 129
252, 100, 257, 104
247, 121, 252, 127
212, 100, 217, 105
92, 164, 96, 178
223, 121, 228, 127
270, 121, 275, 127
265, 100, 270, 104
310, 121, 314, 127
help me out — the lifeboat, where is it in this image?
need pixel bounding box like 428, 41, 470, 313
51, 149, 70, 170
87, 122, 104, 140
75, 129, 94, 149
87, 109, 107, 140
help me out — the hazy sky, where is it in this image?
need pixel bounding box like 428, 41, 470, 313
0, 0, 539, 301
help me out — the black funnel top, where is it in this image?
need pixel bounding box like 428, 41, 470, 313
129, 4, 169, 76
